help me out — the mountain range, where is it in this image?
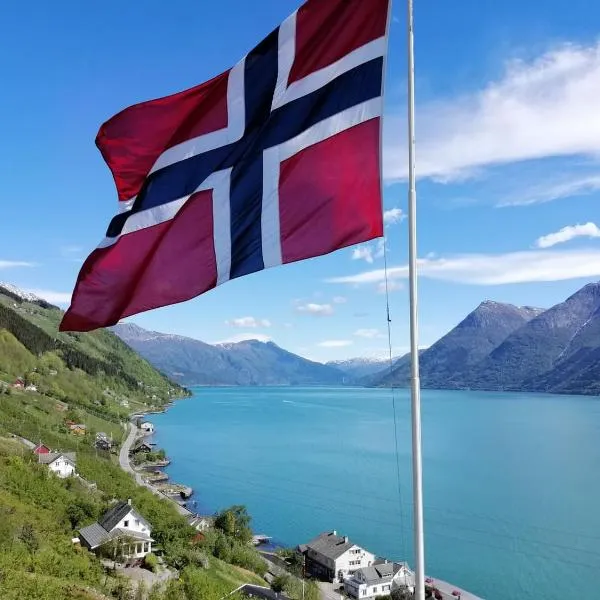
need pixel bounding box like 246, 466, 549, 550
376, 282, 600, 395
112, 323, 347, 386
3, 280, 600, 395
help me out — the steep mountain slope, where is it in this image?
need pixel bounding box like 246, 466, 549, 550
326, 357, 395, 380
0, 284, 187, 417
467, 283, 600, 391
380, 301, 543, 388
113, 324, 346, 386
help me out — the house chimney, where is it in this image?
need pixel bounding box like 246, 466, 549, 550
127, 498, 132, 506
343, 536, 348, 543
332, 530, 337, 536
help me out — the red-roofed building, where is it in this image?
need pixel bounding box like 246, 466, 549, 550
33, 443, 51, 455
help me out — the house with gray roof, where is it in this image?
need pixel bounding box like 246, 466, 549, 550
299, 531, 375, 583
38, 452, 76, 478
79, 499, 153, 560
344, 561, 415, 599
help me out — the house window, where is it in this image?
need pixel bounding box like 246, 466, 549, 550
135, 519, 140, 527
372, 587, 378, 594
144, 542, 149, 552
123, 520, 129, 528
361, 591, 366, 597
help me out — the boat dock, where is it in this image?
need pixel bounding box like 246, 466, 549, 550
252, 534, 272, 546
426, 577, 485, 600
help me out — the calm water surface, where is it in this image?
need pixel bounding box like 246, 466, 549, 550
150, 387, 600, 600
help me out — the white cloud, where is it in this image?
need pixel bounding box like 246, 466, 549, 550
215, 333, 272, 344
351, 239, 386, 263
0, 260, 35, 270
318, 340, 353, 348
24, 289, 72, 305
498, 174, 600, 207
328, 248, 600, 286
332, 296, 347, 304
352, 245, 375, 263
383, 208, 405, 225
535, 222, 600, 248
354, 328, 384, 339
225, 316, 271, 328
377, 280, 403, 294
384, 42, 600, 181
295, 302, 334, 316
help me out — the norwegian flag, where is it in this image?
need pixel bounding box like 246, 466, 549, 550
61, 0, 390, 332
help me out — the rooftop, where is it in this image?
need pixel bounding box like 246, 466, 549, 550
38, 452, 76, 465
353, 562, 412, 586
301, 531, 356, 560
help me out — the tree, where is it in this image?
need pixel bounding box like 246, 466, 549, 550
214, 505, 252, 543
391, 588, 414, 600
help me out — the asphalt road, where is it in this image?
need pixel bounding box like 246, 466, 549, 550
118, 421, 192, 518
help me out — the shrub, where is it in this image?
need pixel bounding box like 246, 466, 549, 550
143, 552, 159, 573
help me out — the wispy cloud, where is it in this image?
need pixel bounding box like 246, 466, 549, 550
332, 296, 347, 304
383, 207, 405, 225
225, 316, 271, 328
377, 280, 403, 294
215, 333, 271, 344
384, 42, 600, 181
535, 222, 600, 248
295, 302, 334, 316
328, 248, 600, 286
0, 260, 36, 270
318, 340, 353, 348
354, 328, 384, 339
351, 239, 385, 263
498, 174, 600, 207
24, 289, 71, 305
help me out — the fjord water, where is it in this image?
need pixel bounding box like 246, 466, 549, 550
150, 387, 600, 600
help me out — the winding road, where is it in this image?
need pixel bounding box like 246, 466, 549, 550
118, 421, 193, 518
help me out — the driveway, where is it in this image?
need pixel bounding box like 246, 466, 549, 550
318, 581, 344, 600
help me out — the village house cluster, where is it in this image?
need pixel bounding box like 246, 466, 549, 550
299, 531, 415, 599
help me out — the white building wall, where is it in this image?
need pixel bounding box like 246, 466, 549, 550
114, 509, 151, 536
334, 546, 375, 579
49, 458, 75, 478
113, 508, 152, 558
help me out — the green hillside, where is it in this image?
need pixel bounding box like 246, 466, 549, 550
0, 285, 269, 599
0, 285, 189, 419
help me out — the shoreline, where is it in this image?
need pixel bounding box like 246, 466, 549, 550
126, 396, 281, 550
118, 418, 196, 520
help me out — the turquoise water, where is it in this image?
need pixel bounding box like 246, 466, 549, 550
150, 387, 600, 600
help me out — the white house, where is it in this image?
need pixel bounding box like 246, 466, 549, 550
139, 421, 154, 434
79, 499, 153, 560
299, 531, 375, 583
345, 561, 415, 599
189, 515, 214, 532
38, 452, 76, 478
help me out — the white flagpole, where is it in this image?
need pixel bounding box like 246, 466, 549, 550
406, 1, 426, 599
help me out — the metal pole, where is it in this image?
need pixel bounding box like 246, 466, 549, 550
406, 1, 425, 599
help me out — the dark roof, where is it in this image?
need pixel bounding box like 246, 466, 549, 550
98, 501, 151, 532
99, 501, 132, 531
303, 531, 355, 560
354, 562, 411, 586
131, 441, 152, 453
38, 452, 76, 465
79, 523, 154, 549
79, 523, 110, 549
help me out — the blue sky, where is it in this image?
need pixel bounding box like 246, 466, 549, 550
1, 0, 600, 362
